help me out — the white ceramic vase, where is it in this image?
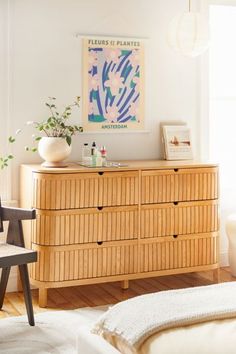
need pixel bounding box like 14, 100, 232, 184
38, 137, 72, 167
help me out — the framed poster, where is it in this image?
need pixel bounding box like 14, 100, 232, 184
82, 36, 145, 132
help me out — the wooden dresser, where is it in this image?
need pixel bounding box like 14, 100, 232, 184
20, 160, 219, 307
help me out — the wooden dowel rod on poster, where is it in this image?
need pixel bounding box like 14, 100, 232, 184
74, 33, 150, 40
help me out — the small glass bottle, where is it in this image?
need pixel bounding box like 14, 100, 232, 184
91, 142, 97, 166
82, 143, 91, 165
100, 146, 107, 166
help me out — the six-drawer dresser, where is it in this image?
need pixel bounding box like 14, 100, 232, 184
20, 160, 219, 307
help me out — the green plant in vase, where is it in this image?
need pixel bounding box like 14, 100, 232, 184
29, 96, 82, 146
0, 96, 83, 169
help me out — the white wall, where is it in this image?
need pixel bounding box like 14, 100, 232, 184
0, 1, 11, 200
0, 0, 201, 199
1, 0, 230, 291
200, 0, 236, 267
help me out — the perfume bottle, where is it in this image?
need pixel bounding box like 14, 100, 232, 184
91, 142, 97, 166
100, 146, 107, 166
82, 143, 91, 165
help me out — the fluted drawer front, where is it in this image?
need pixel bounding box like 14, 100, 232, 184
33, 206, 138, 245
140, 233, 218, 273
141, 167, 218, 204
141, 200, 219, 239
31, 241, 138, 282
32, 171, 139, 209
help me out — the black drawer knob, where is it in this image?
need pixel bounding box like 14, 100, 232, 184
98, 172, 104, 176
97, 241, 103, 245
97, 206, 103, 211
174, 169, 179, 172
173, 235, 178, 239
173, 201, 178, 206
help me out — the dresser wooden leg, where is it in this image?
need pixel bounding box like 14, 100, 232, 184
121, 280, 129, 290
39, 288, 48, 308
213, 268, 220, 283
19, 264, 35, 326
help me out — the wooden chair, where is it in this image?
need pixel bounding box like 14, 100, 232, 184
0, 203, 37, 326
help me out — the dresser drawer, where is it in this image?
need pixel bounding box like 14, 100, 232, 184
32, 171, 139, 209
33, 206, 138, 245
31, 241, 138, 281
141, 167, 218, 204
139, 232, 218, 273
141, 200, 219, 239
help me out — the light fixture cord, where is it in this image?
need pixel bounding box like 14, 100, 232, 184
189, 0, 191, 12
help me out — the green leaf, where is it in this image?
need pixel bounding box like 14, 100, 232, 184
8, 155, 14, 159
8, 136, 15, 143
66, 136, 72, 146
35, 136, 42, 141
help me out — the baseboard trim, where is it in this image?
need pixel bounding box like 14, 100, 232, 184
220, 250, 229, 267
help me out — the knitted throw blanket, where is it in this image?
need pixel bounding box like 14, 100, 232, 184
92, 282, 236, 352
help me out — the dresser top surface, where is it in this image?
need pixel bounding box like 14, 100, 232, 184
21, 160, 218, 174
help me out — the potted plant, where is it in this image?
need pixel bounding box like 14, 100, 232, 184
0, 97, 83, 169
31, 96, 82, 167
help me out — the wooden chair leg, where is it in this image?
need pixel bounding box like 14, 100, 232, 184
0, 267, 11, 309
18, 264, 35, 326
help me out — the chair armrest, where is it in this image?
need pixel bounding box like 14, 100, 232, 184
1, 207, 36, 221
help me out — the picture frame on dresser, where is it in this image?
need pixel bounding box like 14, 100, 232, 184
160, 121, 187, 160
162, 125, 193, 160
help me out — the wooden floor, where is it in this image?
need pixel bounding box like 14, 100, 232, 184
0, 267, 235, 319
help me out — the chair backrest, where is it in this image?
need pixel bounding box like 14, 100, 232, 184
0, 205, 36, 247
0, 199, 3, 233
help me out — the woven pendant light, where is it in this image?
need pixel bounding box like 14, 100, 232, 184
167, 0, 209, 57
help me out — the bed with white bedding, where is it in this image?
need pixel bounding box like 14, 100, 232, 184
77, 282, 236, 354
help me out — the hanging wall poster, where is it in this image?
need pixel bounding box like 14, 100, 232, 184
82, 36, 144, 132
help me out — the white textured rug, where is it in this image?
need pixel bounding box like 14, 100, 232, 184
0, 307, 107, 353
